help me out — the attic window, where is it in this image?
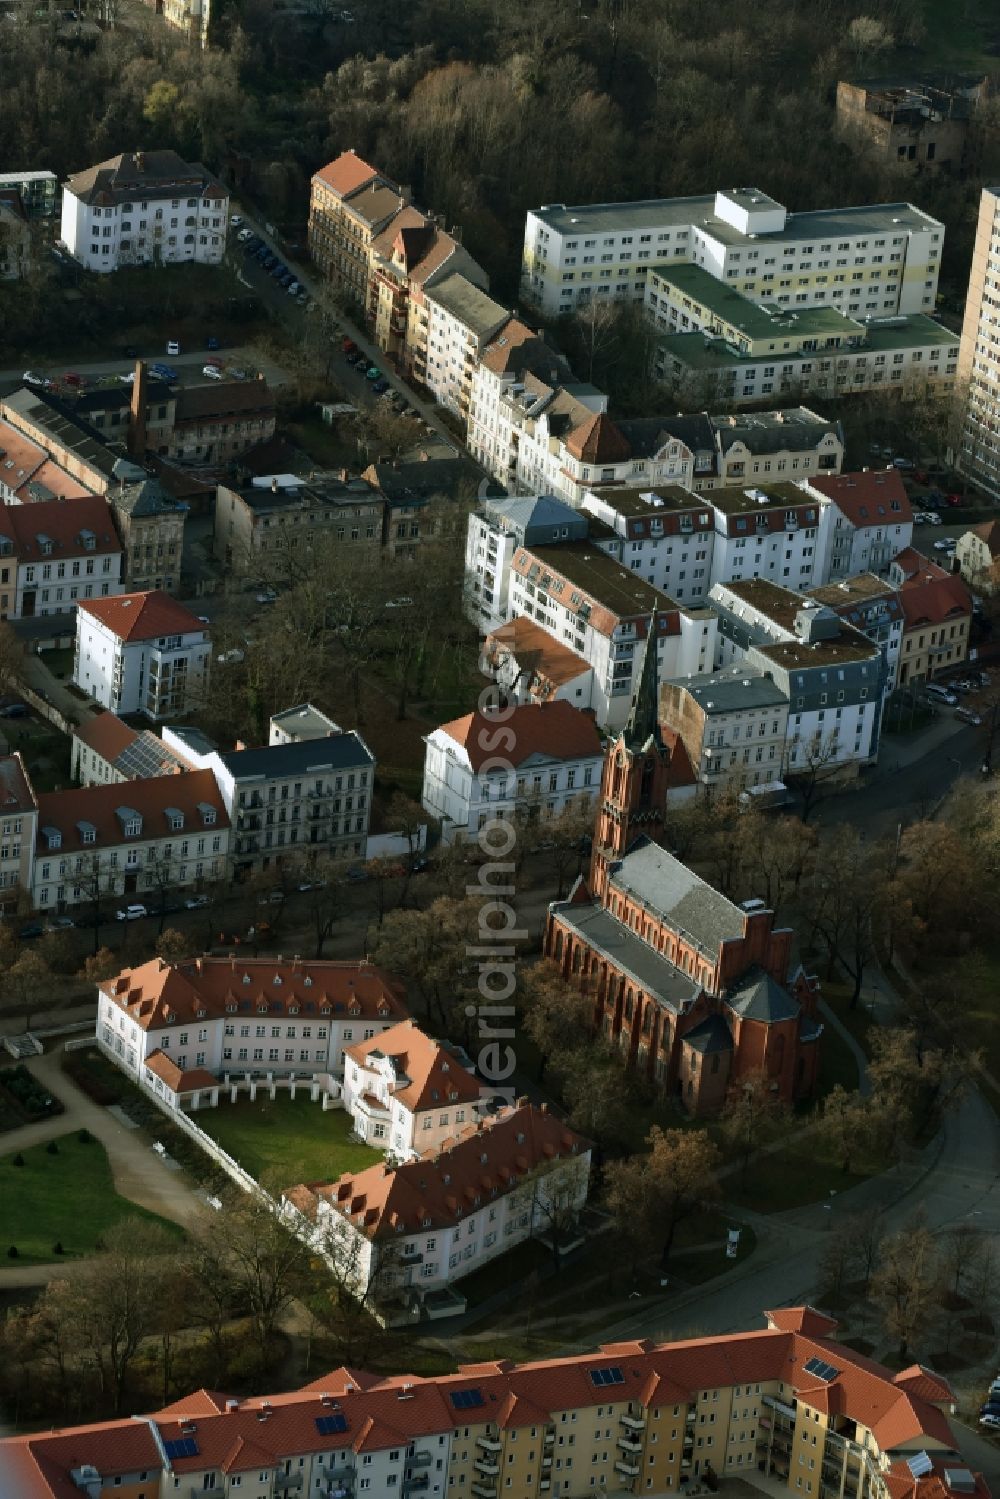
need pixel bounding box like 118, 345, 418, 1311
242, 974, 251, 985
480, 1152, 488, 1163
79, 530, 96, 550
37, 535, 53, 556
303, 976, 313, 987
289, 1004, 299, 1015
273, 974, 282, 986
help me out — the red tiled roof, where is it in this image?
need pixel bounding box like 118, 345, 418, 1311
893, 1364, 955, 1404
312, 150, 382, 199
102, 955, 408, 1034
1, 1312, 979, 1497
144, 1049, 218, 1093
899, 569, 971, 630
345, 1018, 481, 1113
969, 519, 1000, 557
35, 769, 228, 854
564, 411, 631, 465
435, 699, 603, 771
291, 1103, 590, 1239
765, 1305, 839, 1337
485, 617, 592, 692
0, 493, 120, 563
479, 319, 545, 375
76, 589, 206, 643
72, 711, 138, 762
808, 469, 912, 527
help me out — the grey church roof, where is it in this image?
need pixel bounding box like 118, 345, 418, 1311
724, 967, 800, 1023
549, 898, 700, 1014
608, 838, 747, 958
681, 1014, 733, 1054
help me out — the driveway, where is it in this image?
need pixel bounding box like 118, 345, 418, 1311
0, 1047, 204, 1244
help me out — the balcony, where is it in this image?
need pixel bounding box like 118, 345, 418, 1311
475, 1459, 501, 1477
402, 1477, 429, 1494
275, 1476, 304, 1493
407, 1451, 433, 1468
543, 1430, 555, 1446
615, 1460, 641, 1478
617, 1436, 642, 1455
621, 1413, 647, 1432
476, 1436, 502, 1453
472, 1485, 497, 1499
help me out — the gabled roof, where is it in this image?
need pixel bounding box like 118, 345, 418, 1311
35, 769, 227, 854
479, 320, 565, 378
765, 1305, 839, 1336
967, 519, 1000, 556
681, 1014, 733, 1054
893, 1365, 955, 1405
898, 568, 971, 629
143, 1049, 218, 1094
609, 838, 747, 958
484, 616, 592, 691
64, 150, 225, 207
0, 493, 120, 562
725, 967, 800, 1024
433, 700, 602, 771
72, 711, 139, 763
76, 589, 206, 643
345, 1018, 481, 1113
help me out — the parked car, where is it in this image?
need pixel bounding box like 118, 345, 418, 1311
44, 915, 75, 931
206, 335, 220, 350
0, 703, 28, 718
228, 368, 248, 381
924, 512, 941, 526
892, 457, 914, 471
913, 469, 929, 485
204, 356, 223, 369
202, 364, 223, 380
237, 227, 253, 242
372, 377, 390, 393
256, 589, 277, 604
122, 345, 139, 359
256, 889, 285, 905
385, 596, 413, 609
342, 337, 358, 354
933, 539, 954, 552
22, 370, 51, 389
345, 351, 362, 365
184, 894, 210, 910
946, 492, 962, 506
217, 648, 245, 664
297, 880, 326, 892
115, 904, 148, 921
979, 1413, 1000, 1429
19, 923, 44, 940
925, 685, 958, 706
151, 363, 178, 383
365, 365, 382, 381
230, 213, 243, 227
956, 707, 983, 726
118, 371, 136, 385
62, 371, 84, 387
287, 281, 300, 296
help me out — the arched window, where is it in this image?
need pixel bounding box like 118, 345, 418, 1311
770, 1033, 786, 1076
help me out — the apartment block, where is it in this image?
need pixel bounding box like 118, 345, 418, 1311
308, 150, 407, 300
33, 769, 229, 913
957, 185, 1000, 498
647, 261, 958, 408
73, 591, 211, 720
369, 216, 490, 377
522, 186, 944, 320
163, 721, 375, 875
802, 469, 913, 578
60, 149, 228, 273
0, 493, 122, 619
0, 1307, 986, 1499
659, 666, 790, 794
420, 272, 510, 418
709, 580, 884, 774
111, 474, 187, 593
480, 616, 597, 711
807, 574, 905, 694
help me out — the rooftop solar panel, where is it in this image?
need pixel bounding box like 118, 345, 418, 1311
451, 1389, 485, 1410
589, 1367, 625, 1387
316, 1414, 349, 1435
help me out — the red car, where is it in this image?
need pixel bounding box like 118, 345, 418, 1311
913, 470, 929, 485
341, 336, 357, 354
204, 356, 223, 369
946, 493, 962, 507
62, 372, 84, 387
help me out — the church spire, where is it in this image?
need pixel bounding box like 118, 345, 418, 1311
624, 614, 662, 752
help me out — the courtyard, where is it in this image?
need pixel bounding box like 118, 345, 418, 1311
194, 1092, 382, 1187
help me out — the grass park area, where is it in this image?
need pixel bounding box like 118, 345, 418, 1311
2, 1133, 183, 1264
195, 1093, 382, 1187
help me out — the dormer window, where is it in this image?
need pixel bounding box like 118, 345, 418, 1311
79, 530, 96, 550
273, 974, 282, 986
37, 535, 53, 556
303, 976, 313, 987
166, 809, 184, 831
42, 825, 61, 851
289, 1003, 299, 1014
257, 1003, 268, 1014
197, 802, 217, 826
116, 805, 142, 838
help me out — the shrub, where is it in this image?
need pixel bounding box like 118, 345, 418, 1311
45, 1141, 58, 1156
12, 1152, 23, 1167
7, 1246, 17, 1258
78, 1128, 93, 1144
52, 1241, 64, 1255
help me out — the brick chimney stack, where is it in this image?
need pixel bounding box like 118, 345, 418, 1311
127, 359, 147, 460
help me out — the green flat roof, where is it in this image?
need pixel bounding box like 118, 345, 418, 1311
650, 263, 862, 342
656, 313, 959, 371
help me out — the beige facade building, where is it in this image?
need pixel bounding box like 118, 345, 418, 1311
0, 754, 37, 911
660, 666, 790, 794
889, 549, 972, 684
307, 150, 407, 302
111, 475, 186, 593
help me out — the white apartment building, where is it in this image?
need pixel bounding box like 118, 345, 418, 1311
422, 271, 510, 420
97, 955, 410, 1093
33, 770, 229, 913
465, 493, 590, 632
421, 699, 604, 842
342, 1018, 481, 1157
284, 1103, 591, 1303
162, 722, 375, 876
710, 580, 884, 774
807, 574, 905, 694
659, 667, 791, 794
73, 590, 211, 720
60, 149, 228, 273
957, 184, 1000, 498
0, 493, 122, 619
522, 186, 944, 319
802, 469, 913, 577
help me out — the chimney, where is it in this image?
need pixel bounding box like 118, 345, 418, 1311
127, 360, 148, 461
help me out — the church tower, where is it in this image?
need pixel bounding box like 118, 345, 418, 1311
589, 617, 672, 903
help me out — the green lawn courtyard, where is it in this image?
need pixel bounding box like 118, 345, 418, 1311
195, 1093, 382, 1187
3, 1133, 183, 1264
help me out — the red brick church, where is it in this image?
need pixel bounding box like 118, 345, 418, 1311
543, 627, 822, 1115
